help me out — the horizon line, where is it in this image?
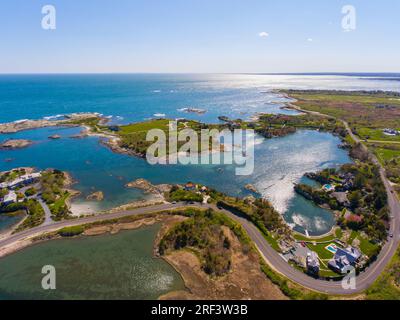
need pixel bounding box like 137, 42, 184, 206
0, 71, 400, 76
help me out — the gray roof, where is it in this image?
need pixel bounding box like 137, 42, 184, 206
329, 246, 361, 273
306, 251, 320, 268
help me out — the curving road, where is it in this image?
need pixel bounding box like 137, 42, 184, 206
0, 203, 188, 249
1, 195, 398, 295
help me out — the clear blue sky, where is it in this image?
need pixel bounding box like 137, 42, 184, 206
1, 0, 399, 73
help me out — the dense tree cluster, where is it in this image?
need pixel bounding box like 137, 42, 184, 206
159, 209, 233, 276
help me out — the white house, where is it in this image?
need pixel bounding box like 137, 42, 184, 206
2, 191, 17, 205
383, 128, 400, 136
1, 172, 41, 189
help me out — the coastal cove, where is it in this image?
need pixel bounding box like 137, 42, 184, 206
0, 124, 351, 236
0, 73, 363, 236
0, 212, 25, 233
1, 74, 399, 300
0, 223, 185, 300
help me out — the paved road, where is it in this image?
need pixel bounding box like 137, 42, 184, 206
282, 106, 400, 293
367, 140, 400, 144
37, 198, 53, 226
1, 197, 399, 295
342, 121, 400, 290
222, 119, 400, 294
0, 203, 187, 248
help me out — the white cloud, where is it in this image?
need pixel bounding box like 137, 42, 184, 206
307, 38, 313, 42
258, 32, 269, 38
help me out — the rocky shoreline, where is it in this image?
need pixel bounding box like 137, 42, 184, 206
0, 113, 103, 134
125, 178, 172, 195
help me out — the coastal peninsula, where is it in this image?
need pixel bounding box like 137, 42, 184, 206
0, 113, 104, 134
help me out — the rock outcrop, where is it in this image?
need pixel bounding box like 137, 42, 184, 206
125, 178, 172, 195
0, 139, 32, 150
86, 191, 104, 201
245, 184, 259, 194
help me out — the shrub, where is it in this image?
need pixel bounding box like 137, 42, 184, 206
58, 225, 84, 237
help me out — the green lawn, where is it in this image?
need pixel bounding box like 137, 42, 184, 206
305, 242, 335, 260
293, 231, 337, 243
285, 90, 400, 129
48, 192, 71, 220
366, 246, 400, 300
335, 228, 343, 238
318, 268, 341, 278
119, 119, 171, 134
346, 230, 380, 258
357, 127, 400, 142
370, 146, 400, 163
168, 189, 203, 203
347, 230, 358, 244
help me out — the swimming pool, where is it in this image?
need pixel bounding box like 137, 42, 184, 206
325, 243, 338, 254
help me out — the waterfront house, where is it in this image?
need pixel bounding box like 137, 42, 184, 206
306, 251, 320, 275
2, 191, 17, 205
328, 246, 361, 274
383, 128, 400, 136
332, 192, 350, 207
328, 254, 351, 274
346, 246, 361, 261
1, 172, 41, 190
335, 172, 355, 191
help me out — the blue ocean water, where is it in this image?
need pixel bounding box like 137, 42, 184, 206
1, 73, 398, 235
1, 73, 399, 124
0, 213, 24, 232
0, 74, 298, 125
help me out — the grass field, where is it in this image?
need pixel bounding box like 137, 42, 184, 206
115, 119, 223, 157
305, 242, 335, 260
368, 143, 400, 185
366, 247, 400, 300
293, 231, 337, 243
285, 90, 400, 129
357, 127, 400, 142
372, 147, 400, 163
119, 119, 171, 134
369, 143, 400, 164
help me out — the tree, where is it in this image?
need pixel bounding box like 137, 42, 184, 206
348, 190, 362, 209
0, 188, 9, 198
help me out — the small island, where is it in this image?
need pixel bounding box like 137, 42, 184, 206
0, 139, 32, 150
86, 191, 104, 201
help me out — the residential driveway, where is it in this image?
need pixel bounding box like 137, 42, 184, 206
37, 198, 53, 226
